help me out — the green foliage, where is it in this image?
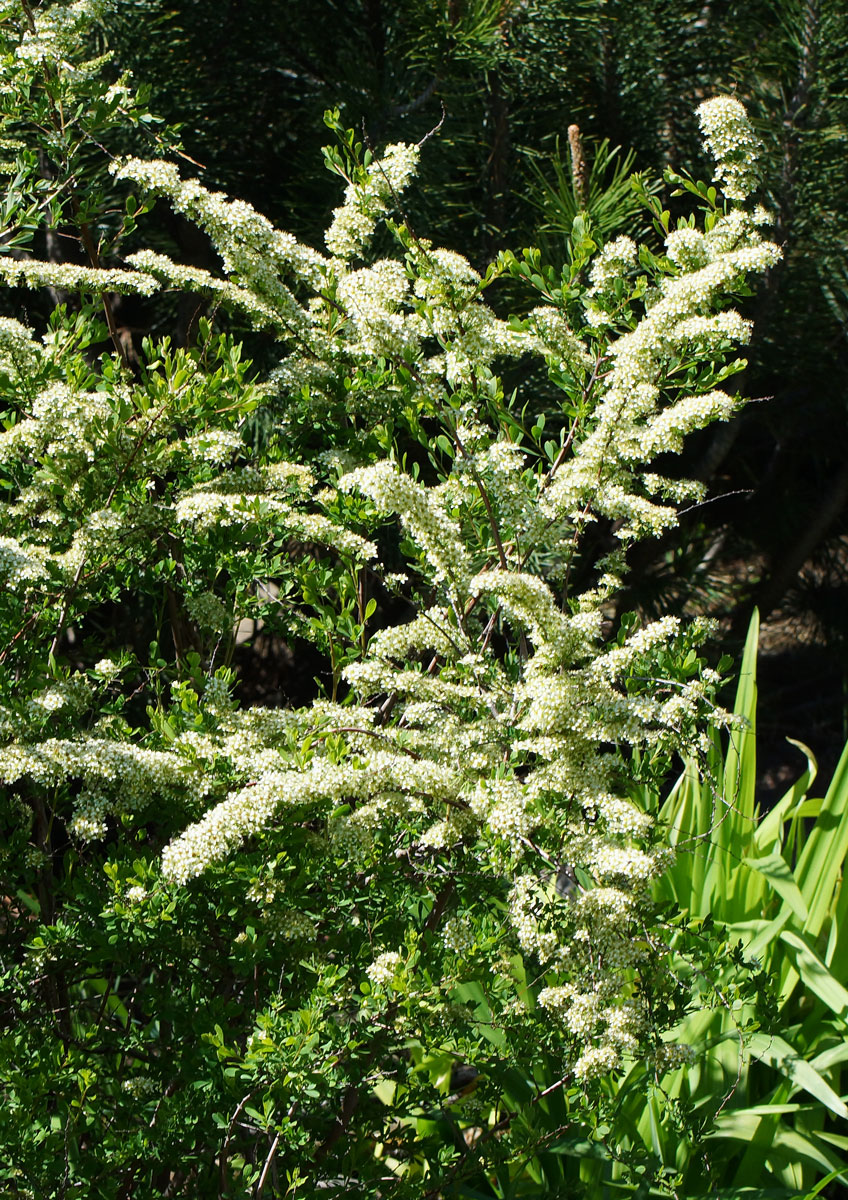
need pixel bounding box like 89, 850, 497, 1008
614, 611, 848, 1196
91, 0, 848, 647
525, 133, 659, 261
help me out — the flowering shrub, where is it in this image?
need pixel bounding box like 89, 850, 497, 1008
0, 4, 782, 1195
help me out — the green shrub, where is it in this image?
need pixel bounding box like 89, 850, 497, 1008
0, 4, 792, 1196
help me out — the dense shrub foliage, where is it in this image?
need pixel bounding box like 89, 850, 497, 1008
104, 0, 848, 651
1, 4, 846, 1199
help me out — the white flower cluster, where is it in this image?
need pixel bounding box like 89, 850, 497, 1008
268, 354, 338, 410
0, 383, 112, 483
415, 245, 481, 300
470, 777, 534, 852
535, 897, 652, 1073
472, 570, 593, 669
173, 463, 375, 561
589, 236, 638, 293
340, 462, 471, 588
69, 790, 111, 839
697, 96, 762, 202
447, 438, 537, 544
116, 160, 331, 302
325, 143, 420, 260
0, 317, 42, 378
408, 245, 540, 386
417, 807, 479, 850
0, 256, 158, 296
0, 372, 171, 587
592, 616, 680, 682
55, 507, 130, 575
182, 430, 244, 467
665, 228, 708, 270
603, 1002, 643, 1054
441, 914, 475, 956
674, 310, 752, 349
540, 165, 780, 539
594, 794, 653, 839
366, 950, 403, 987
368, 607, 465, 663
642, 473, 706, 505
590, 842, 668, 887
0, 536, 47, 587
126, 250, 290, 332
508, 875, 558, 963
539, 984, 600, 1035
640, 390, 738, 458
16, 0, 110, 66
336, 259, 416, 359
528, 306, 592, 371
654, 1041, 696, 1072
572, 888, 640, 959
572, 1044, 621, 1082
28, 679, 91, 717
162, 749, 461, 881
121, 1075, 158, 1099
0, 738, 191, 841
94, 658, 122, 682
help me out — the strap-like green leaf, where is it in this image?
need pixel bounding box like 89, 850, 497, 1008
747, 1032, 848, 1119
781, 930, 848, 1021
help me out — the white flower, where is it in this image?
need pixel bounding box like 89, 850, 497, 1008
697, 96, 762, 201
442, 915, 475, 955
325, 143, 420, 260
366, 951, 402, 987
573, 1044, 621, 1081
589, 236, 637, 292
654, 1042, 696, 1071
0, 537, 47, 586
340, 462, 471, 588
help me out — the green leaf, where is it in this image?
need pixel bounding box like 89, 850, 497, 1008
747, 1032, 848, 1119
780, 930, 848, 1020
799, 1169, 847, 1199
745, 854, 807, 922
753, 739, 817, 854
796, 733, 848, 939
372, 1078, 396, 1106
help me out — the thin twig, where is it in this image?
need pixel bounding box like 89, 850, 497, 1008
417, 101, 447, 147
255, 1131, 281, 1197
220, 1088, 261, 1194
